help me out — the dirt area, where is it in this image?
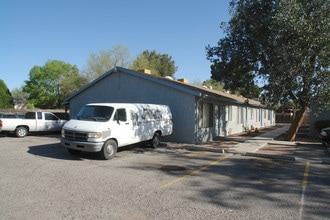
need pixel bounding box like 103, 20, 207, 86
166, 124, 321, 157
166, 125, 286, 152
257, 125, 320, 156
257, 143, 296, 156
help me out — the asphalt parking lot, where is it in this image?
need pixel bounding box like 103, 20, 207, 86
1, 132, 329, 220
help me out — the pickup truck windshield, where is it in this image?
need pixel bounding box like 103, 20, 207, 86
75, 106, 114, 121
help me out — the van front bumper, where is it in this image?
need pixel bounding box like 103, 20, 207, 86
61, 138, 104, 152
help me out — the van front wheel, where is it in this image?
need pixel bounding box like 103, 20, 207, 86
151, 133, 160, 148
100, 139, 117, 160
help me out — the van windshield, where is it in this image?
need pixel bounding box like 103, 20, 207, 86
75, 106, 114, 121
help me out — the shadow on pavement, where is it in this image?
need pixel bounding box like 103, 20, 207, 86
27, 141, 155, 161
27, 143, 84, 160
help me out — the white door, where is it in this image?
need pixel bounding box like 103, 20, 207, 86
111, 108, 133, 146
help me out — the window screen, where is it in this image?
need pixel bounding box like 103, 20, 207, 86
198, 102, 213, 128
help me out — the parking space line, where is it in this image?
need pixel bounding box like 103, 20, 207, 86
161, 154, 233, 188
299, 161, 310, 220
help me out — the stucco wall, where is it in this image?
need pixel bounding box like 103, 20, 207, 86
194, 103, 275, 143
217, 106, 275, 136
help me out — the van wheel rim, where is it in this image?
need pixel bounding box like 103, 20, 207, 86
106, 144, 114, 155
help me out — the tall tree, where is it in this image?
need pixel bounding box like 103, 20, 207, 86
130, 50, 178, 77
0, 80, 13, 108
24, 60, 88, 108
206, 0, 330, 141
85, 43, 131, 81
11, 87, 29, 108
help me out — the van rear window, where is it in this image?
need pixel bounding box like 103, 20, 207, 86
75, 106, 114, 121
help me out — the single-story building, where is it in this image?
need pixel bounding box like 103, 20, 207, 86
62, 66, 275, 143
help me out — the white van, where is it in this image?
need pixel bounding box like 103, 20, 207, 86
61, 103, 173, 159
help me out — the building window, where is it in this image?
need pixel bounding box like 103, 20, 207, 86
198, 102, 213, 128
226, 105, 233, 121
237, 107, 244, 124
256, 109, 260, 122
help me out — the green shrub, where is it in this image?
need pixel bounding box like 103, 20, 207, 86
27, 103, 34, 109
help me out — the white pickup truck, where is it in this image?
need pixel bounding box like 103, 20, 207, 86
0, 111, 67, 137
61, 103, 173, 159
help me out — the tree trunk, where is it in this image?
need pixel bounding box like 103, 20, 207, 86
285, 109, 305, 141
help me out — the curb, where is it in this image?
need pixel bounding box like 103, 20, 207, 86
244, 152, 296, 161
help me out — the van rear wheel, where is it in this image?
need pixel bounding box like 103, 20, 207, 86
151, 133, 160, 148
100, 139, 117, 160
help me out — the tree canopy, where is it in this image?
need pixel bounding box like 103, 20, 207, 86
11, 88, 29, 108
84, 44, 177, 80
130, 50, 178, 77
0, 80, 13, 108
202, 79, 225, 92
23, 60, 88, 108
206, 0, 330, 141
85, 43, 131, 81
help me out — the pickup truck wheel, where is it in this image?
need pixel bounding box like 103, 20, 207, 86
100, 139, 117, 160
15, 127, 28, 137
151, 133, 160, 148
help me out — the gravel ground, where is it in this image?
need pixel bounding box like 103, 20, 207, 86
1, 124, 329, 219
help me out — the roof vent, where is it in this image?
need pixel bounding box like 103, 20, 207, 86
202, 86, 213, 89
178, 78, 188, 84
138, 69, 151, 74
165, 76, 174, 80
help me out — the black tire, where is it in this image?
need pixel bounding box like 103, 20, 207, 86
150, 132, 160, 148
15, 127, 28, 137
100, 139, 117, 160
67, 148, 81, 155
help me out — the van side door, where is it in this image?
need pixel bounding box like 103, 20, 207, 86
130, 109, 140, 143
112, 108, 133, 146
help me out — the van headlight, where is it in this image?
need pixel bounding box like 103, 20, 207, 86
87, 132, 102, 139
